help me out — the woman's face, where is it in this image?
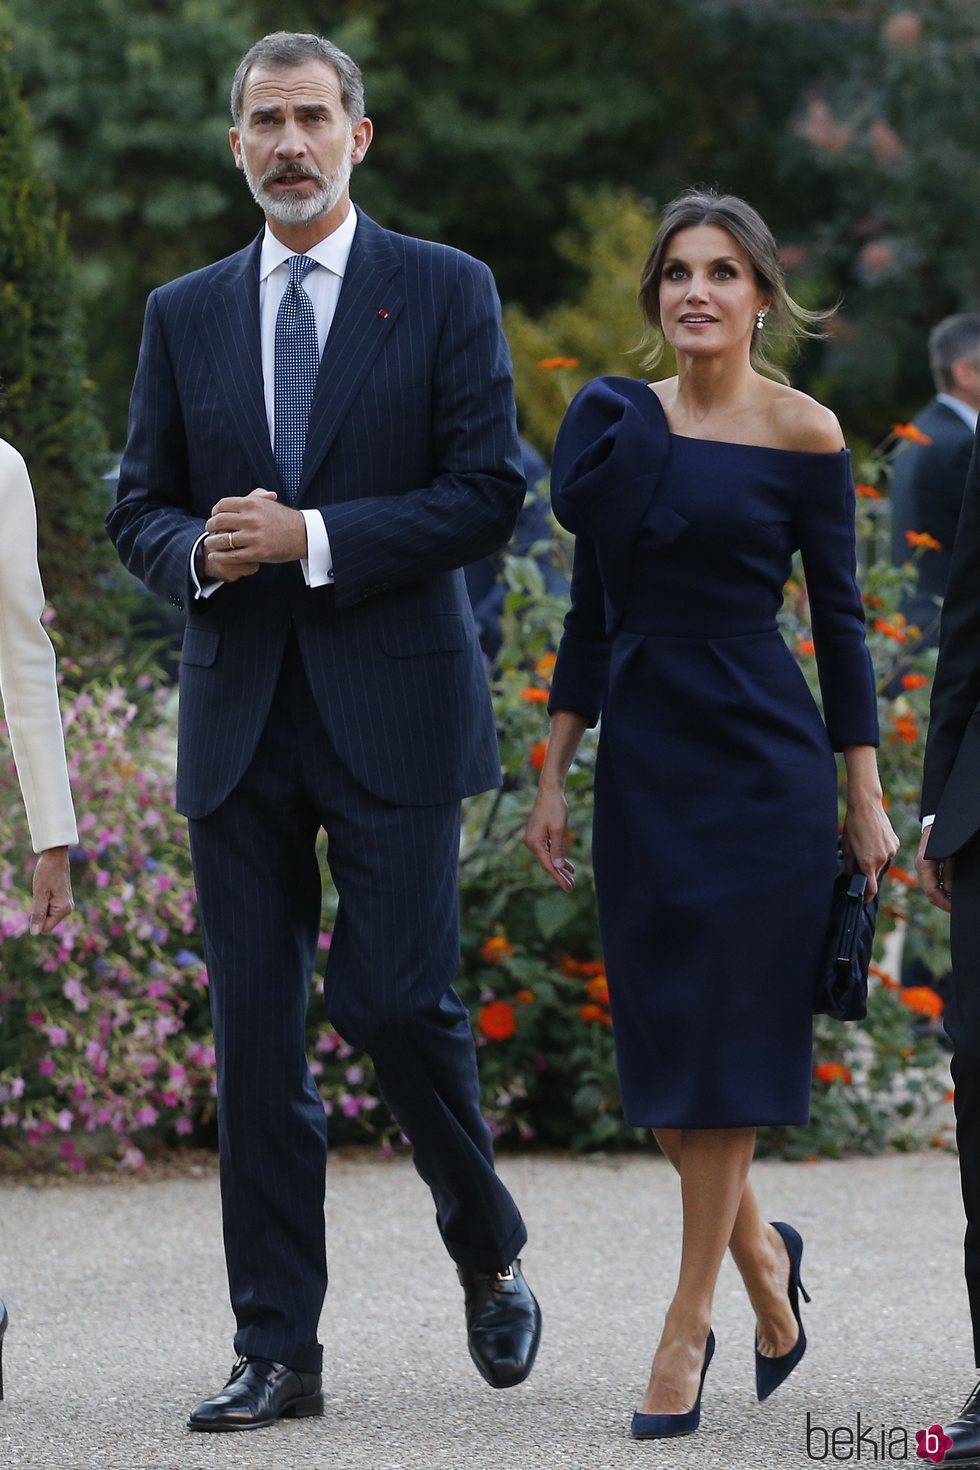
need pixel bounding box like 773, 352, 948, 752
657, 223, 768, 360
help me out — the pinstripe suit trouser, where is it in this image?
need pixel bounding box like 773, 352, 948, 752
188, 634, 526, 1373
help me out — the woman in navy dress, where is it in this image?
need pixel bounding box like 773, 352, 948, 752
525, 191, 898, 1438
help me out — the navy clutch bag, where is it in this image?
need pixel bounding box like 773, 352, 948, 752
813, 849, 886, 1022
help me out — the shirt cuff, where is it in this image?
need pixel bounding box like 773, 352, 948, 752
301, 509, 334, 588
190, 533, 222, 600
921, 814, 936, 830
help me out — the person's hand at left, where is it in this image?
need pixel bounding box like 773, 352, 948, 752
30, 846, 73, 935
205, 487, 308, 571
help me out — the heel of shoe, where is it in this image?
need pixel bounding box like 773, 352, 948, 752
284, 1390, 324, 1420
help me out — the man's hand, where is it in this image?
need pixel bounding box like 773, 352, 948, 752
203, 488, 308, 581
916, 824, 953, 914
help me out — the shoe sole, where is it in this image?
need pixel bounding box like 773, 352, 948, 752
468, 1298, 542, 1389
188, 1392, 325, 1431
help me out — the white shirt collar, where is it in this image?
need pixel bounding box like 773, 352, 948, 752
258, 204, 358, 284
936, 392, 980, 433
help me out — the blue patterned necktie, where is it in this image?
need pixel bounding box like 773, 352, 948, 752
274, 254, 319, 503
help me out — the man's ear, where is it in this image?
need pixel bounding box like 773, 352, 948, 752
229, 127, 244, 172
351, 117, 373, 167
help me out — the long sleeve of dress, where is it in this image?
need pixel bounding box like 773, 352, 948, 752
794, 452, 879, 750
0, 441, 78, 852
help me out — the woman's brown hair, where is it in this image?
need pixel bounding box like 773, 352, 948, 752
638, 188, 832, 383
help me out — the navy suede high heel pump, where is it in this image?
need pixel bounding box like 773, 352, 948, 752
631, 1330, 715, 1440
0, 1299, 8, 1401
755, 1221, 811, 1401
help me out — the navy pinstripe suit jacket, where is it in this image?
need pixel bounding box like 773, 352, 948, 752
107, 209, 525, 818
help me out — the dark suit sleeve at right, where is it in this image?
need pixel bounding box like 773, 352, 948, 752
922, 428, 980, 816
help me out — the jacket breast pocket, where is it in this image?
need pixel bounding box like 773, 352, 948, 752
377, 615, 467, 658
181, 626, 220, 668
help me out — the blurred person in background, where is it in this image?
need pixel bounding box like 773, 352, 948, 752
891, 313, 980, 647
465, 438, 567, 662
0, 437, 78, 1401
891, 315, 980, 1019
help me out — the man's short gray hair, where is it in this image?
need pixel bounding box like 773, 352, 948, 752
929, 313, 980, 393
230, 32, 365, 128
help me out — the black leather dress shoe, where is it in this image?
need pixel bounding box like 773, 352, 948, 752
458, 1259, 541, 1388
187, 1356, 323, 1432
940, 1381, 980, 1464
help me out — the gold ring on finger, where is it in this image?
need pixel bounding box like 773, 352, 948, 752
228, 531, 235, 551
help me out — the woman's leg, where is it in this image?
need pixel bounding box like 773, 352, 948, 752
654, 1127, 800, 1361
639, 1127, 755, 1414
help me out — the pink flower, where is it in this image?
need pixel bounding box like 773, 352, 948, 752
46, 1026, 69, 1046
38, 1057, 55, 1077
870, 120, 903, 165
884, 11, 922, 47
860, 240, 894, 275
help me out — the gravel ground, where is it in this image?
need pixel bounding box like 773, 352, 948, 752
0, 1151, 970, 1468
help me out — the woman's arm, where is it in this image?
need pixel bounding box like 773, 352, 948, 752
0, 442, 78, 873
524, 710, 588, 890
841, 744, 899, 899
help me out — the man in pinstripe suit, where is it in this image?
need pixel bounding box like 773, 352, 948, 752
107, 30, 540, 1432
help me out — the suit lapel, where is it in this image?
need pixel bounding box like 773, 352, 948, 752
299, 211, 404, 496
201, 235, 283, 494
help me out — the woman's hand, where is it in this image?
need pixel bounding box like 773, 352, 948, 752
524, 782, 576, 891
841, 797, 900, 901
30, 846, 73, 935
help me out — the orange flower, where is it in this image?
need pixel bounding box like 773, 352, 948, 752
855, 483, 882, 500
515, 988, 535, 1006
869, 962, 899, 990
946, 1088, 956, 1104
519, 686, 550, 703
900, 986, 943, 1018
481, 933, 514, 964
889, 865, 917, 886
579, 1003, 611, 1024
814, 1062, 852, 1085
889, 712, 919, 745
530, 739, 549, 770
585, 972, 610, 1005
535, 652, 557, 679
796, 638, 816, 656
478, 1000, 517, 1040
905, 530, 942, 552
874, 617, 907, 644
900, 673, 928, 690
538, 356, 581, 371
892, 422, 932, 444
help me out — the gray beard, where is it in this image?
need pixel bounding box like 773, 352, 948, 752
243, 149, 352, 226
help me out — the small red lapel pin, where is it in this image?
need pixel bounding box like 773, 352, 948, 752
377, 308, 389, 319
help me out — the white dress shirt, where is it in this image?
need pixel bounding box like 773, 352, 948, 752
194, 204, 358, 597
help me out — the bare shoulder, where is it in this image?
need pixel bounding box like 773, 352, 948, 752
764, 385, 846, 453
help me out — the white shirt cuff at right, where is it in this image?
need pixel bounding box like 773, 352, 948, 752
300, 510, 334, 588
921, 814, 936, 830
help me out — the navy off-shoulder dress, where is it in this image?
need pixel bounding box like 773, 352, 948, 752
549, 377, 879, 1128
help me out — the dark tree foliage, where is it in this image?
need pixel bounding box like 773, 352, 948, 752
0, 22, 125, 653
7, 0, 975, 438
